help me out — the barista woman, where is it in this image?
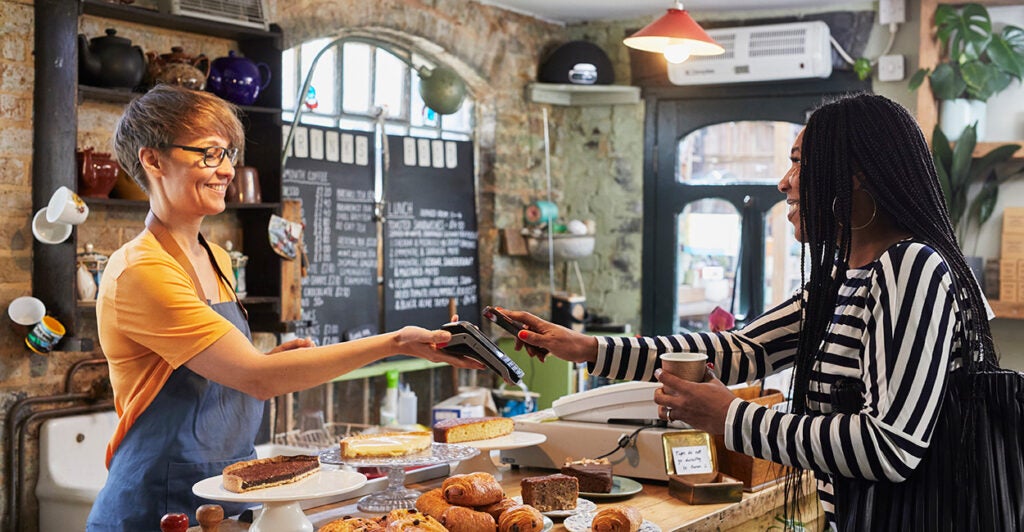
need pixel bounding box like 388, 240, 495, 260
86, 85, 483, 531
504, 93, 995, 528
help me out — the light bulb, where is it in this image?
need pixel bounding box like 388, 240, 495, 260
664, 43, 691, 64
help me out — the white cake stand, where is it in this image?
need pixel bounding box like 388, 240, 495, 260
193, 469, 367, 532
450, 431, 547, 479
319, 443, 479, 513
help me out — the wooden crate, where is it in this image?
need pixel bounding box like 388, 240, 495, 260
713, 385, 789, 492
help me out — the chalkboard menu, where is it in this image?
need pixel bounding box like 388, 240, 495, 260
282, 125, 378, 345
383, 136, 479, 330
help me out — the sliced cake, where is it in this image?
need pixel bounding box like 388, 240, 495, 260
221, 454, 319, 493
561, 457, 613, 493
520, 473, 578, 512
340, 431, 433, 459
433, 416, 514, 443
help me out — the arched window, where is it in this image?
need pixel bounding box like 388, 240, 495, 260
282, 38, 474, 140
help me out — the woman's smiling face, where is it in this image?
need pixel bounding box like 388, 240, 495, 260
158, 134, 236, 216
778, 128, 805, 242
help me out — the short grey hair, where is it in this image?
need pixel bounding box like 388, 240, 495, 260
113, 84, 245, 192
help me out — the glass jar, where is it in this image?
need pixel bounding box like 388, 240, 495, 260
224, 240, 248, 298
77, 243, 108, 300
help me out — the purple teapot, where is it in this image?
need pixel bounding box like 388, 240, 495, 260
207, 51, 272, 106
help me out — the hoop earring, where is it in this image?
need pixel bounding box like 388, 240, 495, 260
832, 191, 877, 231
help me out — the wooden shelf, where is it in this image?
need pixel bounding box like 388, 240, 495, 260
79, 85, 282, 118
527, 83, 641, 106
990, 300, 1024, 320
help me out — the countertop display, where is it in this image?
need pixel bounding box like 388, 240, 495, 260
186, 465, 816, 531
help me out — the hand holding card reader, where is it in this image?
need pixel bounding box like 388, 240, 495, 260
441, 321, 525, 385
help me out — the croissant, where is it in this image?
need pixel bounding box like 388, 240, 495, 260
415, 488, 453, 520
439, 505, 496, 532
477, 497, 519, 520
591, 505, 642, 532
442, 472, 504, 506
498, 504, 545, 532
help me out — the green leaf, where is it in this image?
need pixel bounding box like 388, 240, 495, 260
950, 123, 977, 192
929, 63, 968, 100
854, 58, 872, 80
961, 61, 1008, 100
933, 125, 954, 173
989, 26, 1024, 79
952, 4, 993, 61
976, 182, 998, 226
908, 68, 930, 91
969, 143, 1021, 183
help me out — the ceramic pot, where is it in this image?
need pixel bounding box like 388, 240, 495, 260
78, 29, 145, 89
111, 168, 148, 200
146, 46, 210, 90
207, 51, 272, 106
76, 148, 119, 198
940, 98, 987, 142
227, 166, 261, 203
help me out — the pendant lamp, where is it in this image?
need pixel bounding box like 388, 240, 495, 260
623, 1, 724, 64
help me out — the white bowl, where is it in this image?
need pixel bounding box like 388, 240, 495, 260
527, 234, 596, 261
33, 208, 72, 245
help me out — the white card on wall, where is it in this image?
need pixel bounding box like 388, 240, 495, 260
431, 140, 445, 169
325, 131, 340, 162
671, 445, 714, 476
417, 138, 431, 167
293, 126, 309, 159
341, 133, 354, 164
403, 137, 417, 166
309, 128, 324, 160
355, 136, 369, 166
283, 125, 293, 158
445, 141, 458, 169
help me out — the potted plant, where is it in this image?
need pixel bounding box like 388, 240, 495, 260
909, 3, 1024, 141
932, 123, 1022, 285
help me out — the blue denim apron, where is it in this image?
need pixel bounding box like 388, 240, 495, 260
87, 213, 263, 531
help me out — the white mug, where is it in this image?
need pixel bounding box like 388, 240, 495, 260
32, 208, 72, 245
8, 296, 46, 326
46, 186, 89, 225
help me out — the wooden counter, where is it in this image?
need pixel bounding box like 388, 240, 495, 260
190, 464, 820, 532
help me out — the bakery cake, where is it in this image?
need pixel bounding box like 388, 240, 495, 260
221, 454, 319, 493
561, 457, 613, 493
432, 416, 514, 443
520, 473, 578, 512
340, 431, 432, 458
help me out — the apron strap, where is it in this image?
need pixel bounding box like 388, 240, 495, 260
145, 210, 207, 302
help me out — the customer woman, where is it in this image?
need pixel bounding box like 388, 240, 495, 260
505, 93, 996, 529
86, 85, 483, 531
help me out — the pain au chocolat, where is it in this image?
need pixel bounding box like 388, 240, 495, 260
221, 454, 320, 493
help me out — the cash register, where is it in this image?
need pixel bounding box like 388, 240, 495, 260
500, 381, 689, 480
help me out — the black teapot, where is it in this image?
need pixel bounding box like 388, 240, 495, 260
78, 29, 145, 89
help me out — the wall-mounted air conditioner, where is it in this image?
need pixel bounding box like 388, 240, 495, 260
667, 21, 832, 86
158, 0, 269, 31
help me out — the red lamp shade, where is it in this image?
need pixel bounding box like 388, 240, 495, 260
623, 7, 725, 60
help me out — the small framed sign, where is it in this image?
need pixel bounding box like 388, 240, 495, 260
661, 430, 716, 476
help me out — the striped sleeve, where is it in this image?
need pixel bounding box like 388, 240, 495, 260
591, 290, 804, 383
725, 243, 957, 482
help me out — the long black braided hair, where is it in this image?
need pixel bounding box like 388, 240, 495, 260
781, 93, 997, 524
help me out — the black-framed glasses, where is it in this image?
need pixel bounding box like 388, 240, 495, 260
167, 144, 240, 168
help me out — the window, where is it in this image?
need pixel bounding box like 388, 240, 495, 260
673, 121, 802, 332
282, 38, 473, 139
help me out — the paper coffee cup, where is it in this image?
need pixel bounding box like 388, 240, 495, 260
660, 352, 708, 382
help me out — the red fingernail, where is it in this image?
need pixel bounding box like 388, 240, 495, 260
517, 330, 529, 340
437, 342, 448, 348
706, 362, 715, 369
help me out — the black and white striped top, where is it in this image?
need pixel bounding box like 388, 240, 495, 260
592, 241, 963, 527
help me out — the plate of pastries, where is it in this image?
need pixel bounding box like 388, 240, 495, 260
563, 505, 660, 532
318, 471, 552, 531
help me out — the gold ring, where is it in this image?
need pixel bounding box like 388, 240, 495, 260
665, 406, 672, 420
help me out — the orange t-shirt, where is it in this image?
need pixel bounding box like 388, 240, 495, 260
96, 230, 237, 467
